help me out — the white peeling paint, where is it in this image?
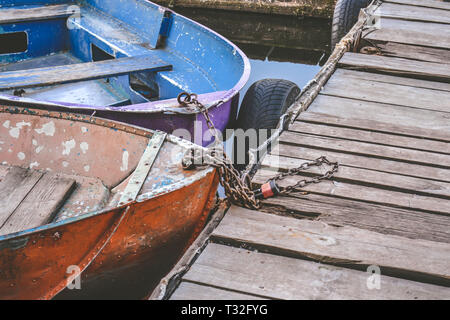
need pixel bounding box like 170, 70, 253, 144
35, 145, 44, 154
84, 165, 90, 172
3, 120, 10, 128
9, 127, 20, 139
9, 121, 32, 138
62, 161, 69, 167
62, 139, 76, 155
81, 126, 88, 133
17, 152, 25, 160
30, 161, 39, 169
120, 150, 129, 172
16, 121, 31, 129
32, 139, 38, 146
80, 142, 89, 154
35, 121, 56, 136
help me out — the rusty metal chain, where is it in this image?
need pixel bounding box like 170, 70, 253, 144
271, 156, 339, 195
177, 92, 339, 209
178, 92, 260, 209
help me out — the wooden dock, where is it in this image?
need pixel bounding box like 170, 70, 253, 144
151, 0, 450, 300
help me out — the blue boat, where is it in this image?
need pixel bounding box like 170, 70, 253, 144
0, 0, 250, 146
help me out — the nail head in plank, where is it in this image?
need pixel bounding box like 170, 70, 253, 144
184, 243, 450, 299
0, 173, 76, 236
212, 206, 450, 285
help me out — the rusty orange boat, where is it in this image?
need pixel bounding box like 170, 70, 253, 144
0, 105, 218, 299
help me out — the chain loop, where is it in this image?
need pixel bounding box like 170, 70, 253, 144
177, 92, 339, 209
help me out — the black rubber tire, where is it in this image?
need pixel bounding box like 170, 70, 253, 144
331, 0, 371, 49
236, 79, 300, 131
233, 79, 300, 169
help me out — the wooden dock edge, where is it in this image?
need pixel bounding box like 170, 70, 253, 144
152, 0, 336, 19
149, 1, 378, 300
286, 2, 378, 123
148, 203, 229, 300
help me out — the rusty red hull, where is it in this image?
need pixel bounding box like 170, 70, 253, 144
0, 170, 217, 300
0, 106, 219, 299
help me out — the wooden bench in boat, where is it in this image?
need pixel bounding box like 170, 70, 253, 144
0, 56, 172, 91
0, 4, 73, 25
0, 167, 76, 236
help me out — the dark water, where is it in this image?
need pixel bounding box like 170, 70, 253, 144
57, 9, 331, 300
176, 8, 331, 98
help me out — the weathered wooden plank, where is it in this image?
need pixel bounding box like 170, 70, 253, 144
279, 131, 450, 169
290, 121, 450, 154
375, 2, 450, 24
0, 173, 76, 235
385, 0, 450, 10
254, 168, 450, 215
374, 42, 450, 64
273, 143, 450, 183
260, 193, 450, 244
0, 165, 9, 182
0, 56, 172, 90
305, 96, 450, 142
261, 154, 450, 199
170, 281, 265, 300
299, 111, 450, 143
0, 167, 42, 229
184, 243, 450, 299
0, 4, 72, 24
339, 52, 450, 82
364, 18, 450, 50
54, 174, 109, 221
332, 69, 450, 92
212, 206, 450, 285
321, 72, 450, 113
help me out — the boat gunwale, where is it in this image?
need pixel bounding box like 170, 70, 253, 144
0, 0, 251, 114
0, 105, 215, 242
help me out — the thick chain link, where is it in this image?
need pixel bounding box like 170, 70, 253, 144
272, 156, 339, 194
177, 92, 339, 208
178, 92, 260, 209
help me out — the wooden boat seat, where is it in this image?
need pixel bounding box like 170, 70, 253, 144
0, 55, 172, 91
0, 4, 72, 25
0, 166, 76, 236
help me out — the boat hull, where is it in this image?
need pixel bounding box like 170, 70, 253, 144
0, 0, 250, 147
0, 169, 218, 300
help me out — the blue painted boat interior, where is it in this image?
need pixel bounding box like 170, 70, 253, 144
0, 0, 246, 106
